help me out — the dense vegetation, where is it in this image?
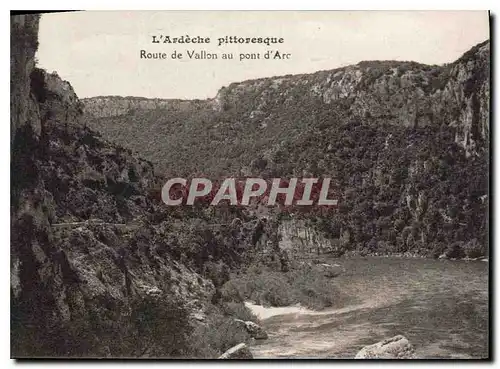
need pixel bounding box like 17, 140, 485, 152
84, 41, 490, 259
10, 15, 274, 358
222, 263, 342, 310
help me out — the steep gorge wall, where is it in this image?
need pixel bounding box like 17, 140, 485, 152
10, 15, 219, 358
213, 41, 489, 156
10, 14, 41, 142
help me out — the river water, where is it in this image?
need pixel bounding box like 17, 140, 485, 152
248, 257, 489, 359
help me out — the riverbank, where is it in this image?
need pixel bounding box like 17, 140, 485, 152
298, 251, 488, 261
245, 257, 488, 359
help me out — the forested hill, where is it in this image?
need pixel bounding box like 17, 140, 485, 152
82, 40, 489, 259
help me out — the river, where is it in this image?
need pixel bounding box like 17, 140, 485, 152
248, 257, 489, 359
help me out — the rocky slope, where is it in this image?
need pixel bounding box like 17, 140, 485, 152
11, 15, 275, 358
83, 41, 489, 259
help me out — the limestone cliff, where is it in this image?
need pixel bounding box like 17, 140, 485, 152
11, 14, 41, 142
210, 40, 489, 156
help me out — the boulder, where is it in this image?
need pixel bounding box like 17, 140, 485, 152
355, 335, 415, 359
234, 319, 268, 339
317, 263, 343, 278
218, 343, 253, 359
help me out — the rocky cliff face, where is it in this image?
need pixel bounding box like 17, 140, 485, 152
11, 14, 41, 142
278, 219, 334, 254
11, 15, 208, 357
11, 15, 273, 358
82, 40, 489, 259
441, 43, 490, 155
211, 40, 489, 156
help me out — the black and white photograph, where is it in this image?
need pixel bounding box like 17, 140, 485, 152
10, 10, 490, 359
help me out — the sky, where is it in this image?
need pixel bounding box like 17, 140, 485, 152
36, 11, 490, 99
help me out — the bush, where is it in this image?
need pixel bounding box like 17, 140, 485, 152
189, 307, 251, 358
290, 268, 337, 309
446, 242, 466, 259
430, 241, 446, 258
128, 294, 194, 358
221, 264, 339, 310
463, 238, 484, 259
12, 292, 196, 358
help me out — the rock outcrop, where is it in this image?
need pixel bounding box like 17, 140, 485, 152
12, 75, 212, 361
355, 335, 416, 359
218, 343, 253, 359
11, 14, 41, 142
278, 219, 334, 255
234, 319, 268, 340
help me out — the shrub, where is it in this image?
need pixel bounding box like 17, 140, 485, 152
127, 293, 195, 358
289, 268, 337, 309
221, 270, 293, 307
430, 241, 446, 258
220, 264, 339, 310
220, 279, 245, 303
463, 238, 484, 259
446, 241, 466, 259
189, 308, 250, 358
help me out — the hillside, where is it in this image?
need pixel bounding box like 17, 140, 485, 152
83, 41, 490, 259
84, 43, 489, 173
11, 14, 277, 358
